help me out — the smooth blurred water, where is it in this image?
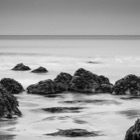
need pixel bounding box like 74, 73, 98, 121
0, 38, 140, 140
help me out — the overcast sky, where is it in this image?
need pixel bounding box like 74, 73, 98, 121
0, 0, 140, 35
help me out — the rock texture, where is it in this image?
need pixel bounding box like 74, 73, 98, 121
27, 79, 56, 95
46, 129, 100, 137
124, 118, 140, 140
112, 75, 140, 95
69, 68, 112, 93
12, 63, 31, 71
0, 84, 22, 118
54, 72, 72, 93
27, 68, 112, 95
31, 66, 48, 73
0, 78, 24, 94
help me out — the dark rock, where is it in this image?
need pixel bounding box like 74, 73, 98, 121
46, 129, 100, 137
112, 75, 140, 95
12, 63, 31, 71
54, 72, 72, 93
0, 78, 24, 94
95, 84, 113, 93
42, 107, 83, 113
31, 66, 48, 73
124, 118, 140, 140
0, 84, 22, 118
69, 68, 112, 93
27, 79, 56, 95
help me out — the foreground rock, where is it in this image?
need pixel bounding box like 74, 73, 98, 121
31, 66, 48, 73
124, 118, 140, 140
54, 72, 72, 93
0, 84, 22, 118
113, 75, 140, 95
12, 63, 31, 71
0, 78, 24, 94
69, 68, 112, 93
42, 107, 83, 113
27, 79, 56, 95
46, 129, 100, 137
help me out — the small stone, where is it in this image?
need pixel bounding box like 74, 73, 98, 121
12, 63, 31, 71
31, 66, 48, 73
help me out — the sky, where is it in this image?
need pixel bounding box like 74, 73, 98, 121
0, 0, 140, 35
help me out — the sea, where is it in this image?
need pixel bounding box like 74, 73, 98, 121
0, 35, 140, 140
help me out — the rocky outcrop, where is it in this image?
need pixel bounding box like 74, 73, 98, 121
112, 75, 140, 95
46, 129, 100, 137
124, 118, 140, 140
12, 63, 31, 71
27, 79, 56, 95
31, 67, 48, 73
0, 78, 24, 94
54, 72, 72, 93
0, 84, 22, 118
27, 68, 112, 95
69, 68, 112, 93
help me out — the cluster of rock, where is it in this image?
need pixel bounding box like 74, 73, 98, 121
124, 118, 140, 140
12, 63, 48, 73
27, 68, 113, 95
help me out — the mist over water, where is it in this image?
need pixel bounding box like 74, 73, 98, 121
0, 37, 140, 140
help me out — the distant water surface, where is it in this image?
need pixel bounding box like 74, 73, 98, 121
0, 36, 140, 140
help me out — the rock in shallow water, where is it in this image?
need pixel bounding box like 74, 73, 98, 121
113, 74, 140, 95
27, 79, 56, 95
46, 129, 100, 137
31, 66, 48, 73
0, 84, 22, 118
69, 68, 112, 93
12, 63, 31, 71
124, 118, 140, 140
54, 72, 72, 93
27, 68, 112, 95
0, 78, 24, 94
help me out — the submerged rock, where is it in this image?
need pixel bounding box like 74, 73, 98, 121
54, 72, 72, 93
27, 79, 56, 95
12, 63, 31, 71
42, 107, 83, 113
31, 66, 48, 73
69, 68, 112, 93
124, 118, 140, 140
0, 84, 22, 118
46, 129, 100, 137
112, 75, 140, 95
0, 78, 24, 94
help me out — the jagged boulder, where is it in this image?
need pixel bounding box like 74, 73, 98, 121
124, 118, 140, 140
12, 63, 31, 71
31, 66, 48, 73
54, 72, 72, 93
0, 84, 22, 118
27, 79, 56, 95
112, 75, 140, 95
69, 68, 112, 93
0, 78, 24, 94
